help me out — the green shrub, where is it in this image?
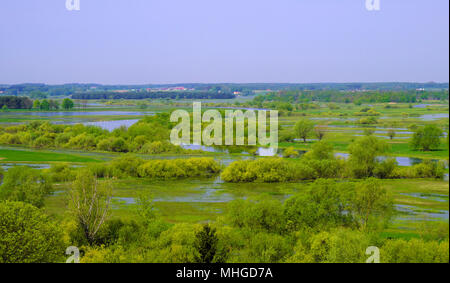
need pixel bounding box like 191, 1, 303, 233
374, 158, 398, 179
381, 239, 449, 263
137, 158, 220, 180
227, 198, 286, 233
0, 166, 53, 208
0, 201, 65, 263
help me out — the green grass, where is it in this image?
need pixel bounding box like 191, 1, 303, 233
43, 176, 448, 233
280, 132, 449, 160
381, 179, 449, 211
0, 148, 100, 163
3, 102, 448, 237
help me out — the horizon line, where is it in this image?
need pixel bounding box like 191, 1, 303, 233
1, 81, 449, 86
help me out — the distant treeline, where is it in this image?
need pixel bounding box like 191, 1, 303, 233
0, 96, 32, 109
1, 82, 448, 97
253, 90, 449, 104
71, 91, 235, 100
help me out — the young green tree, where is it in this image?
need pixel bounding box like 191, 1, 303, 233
283, 147, 299, 158
348, 178, 394, 231
304, 141, 334, 160
40, 99, 50, 110
49, 100, 60, 110
284, 179, 351, 231
193, 224, 219, 263
134, 191, 157, 227
294, 119, 314, 143
33, 99, 41, 110
314, 126, 326, 141
0, 201, 65, 263
363, 128, 374, 136
410, 125, 443, 151
348, 136, 389, 178
0, 166, 53, 208
62, 98, 74, 110
69, 169, 112, 245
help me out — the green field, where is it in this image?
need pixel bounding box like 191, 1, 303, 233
0, 148, 100, 163
0, 100, 448, 263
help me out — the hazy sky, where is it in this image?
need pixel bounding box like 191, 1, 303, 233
0, 0, 448, 84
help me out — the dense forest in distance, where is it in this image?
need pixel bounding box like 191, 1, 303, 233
0, 89, 448, 109
253, 89, 449, 104
71, 91, 235, 100
0, 96, 33, 109
0, 82, 448, 98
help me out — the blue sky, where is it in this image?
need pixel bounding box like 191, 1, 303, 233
0, 0, 448, 84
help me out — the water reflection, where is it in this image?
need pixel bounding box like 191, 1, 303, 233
0, 163, 51, 170
418, 113, 449, 121
413, 104, 433, 108
256, 147, 280, 157
400, 193, 449, 203
180, 144, 228, 153
113, 188, 234, 205
334, 153, 446, 167
395, 204, 449, 221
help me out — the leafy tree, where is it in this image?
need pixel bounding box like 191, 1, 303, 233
149, 223, 198, 263
374, 158, 398, 179
294, 119, 314, 143
49, 100, 60, 110
348, 178, 393, 231
410, 125, 443, 151
33, 100, 41, 109
0, 201, 65, 263
62, 98, 74, 110
68, 169, 112, 245
284, 179, 351, 231
287, 229, 371, 263
193, 224, 219, 263
348, 136, 389, 178
0, 96, 33, 109
314, 126, 326, 141
283, 147, 299, 158
40, 99, 50, 110
227, 197, 286, 233
304, 141, 334, 160
363, 128, 374, 136
245, 232, 290, 263
134, 192, 157, 227
359, 117, 378, 124
381, 238, 449, 263
0, 166, 53, 208
279, 130, 296, 142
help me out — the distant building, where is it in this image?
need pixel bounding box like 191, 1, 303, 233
163, 87, 187, 91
